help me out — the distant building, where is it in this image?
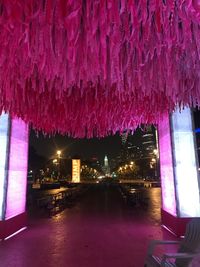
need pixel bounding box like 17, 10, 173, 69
141, 126, 157, 157
102, 155, 110, 176
104, 155, 108, 167
118, 126, 159, 179
121, 126, 157, 160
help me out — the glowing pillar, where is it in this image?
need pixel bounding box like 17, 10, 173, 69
72, 159, 81, 183
158, 108, 200, 236
0, 113, 28, 240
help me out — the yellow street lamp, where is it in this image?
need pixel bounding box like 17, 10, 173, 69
57, 150, 61, 158
53, 159, 58, 164
56, 150, 62, 179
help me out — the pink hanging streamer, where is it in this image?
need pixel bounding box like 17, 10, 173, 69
0, 0, 200, 137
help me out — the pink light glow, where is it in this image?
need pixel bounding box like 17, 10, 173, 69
171, 108, 200, 217
0, 113, 9, 219
0, 1, 200, 137
158, 114, 177, 216
5, 118, 29, 220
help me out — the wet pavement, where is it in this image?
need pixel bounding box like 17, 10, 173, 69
0, 184, 178, 267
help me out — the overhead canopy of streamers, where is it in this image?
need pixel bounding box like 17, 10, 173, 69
0, 0, 200, 137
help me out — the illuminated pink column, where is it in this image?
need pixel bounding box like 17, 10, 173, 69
158, 108, 200, 236
0, 113, 29, 240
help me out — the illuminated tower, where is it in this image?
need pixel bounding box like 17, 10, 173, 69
103, 155, 110, 176
104, 155, 108, 167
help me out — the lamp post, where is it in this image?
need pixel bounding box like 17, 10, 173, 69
52, 159, 58, 179
53, 159, 58, 164
56, 150, 62, 179
153, 149, 158, 179
57, 150, 61, 158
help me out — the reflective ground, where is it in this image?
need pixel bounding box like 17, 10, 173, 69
0, 184, 178, 267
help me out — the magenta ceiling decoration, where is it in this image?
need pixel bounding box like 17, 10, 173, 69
0, 0, 200, 137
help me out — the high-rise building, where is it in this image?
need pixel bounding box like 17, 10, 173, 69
104, 155, 108, 167
142, 126, 157, 156
118, 126, 159, 179
102, 155, 110, 176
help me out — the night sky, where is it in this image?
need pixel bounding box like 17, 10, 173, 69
29, 130, 122, 162
29, 109, 200, 162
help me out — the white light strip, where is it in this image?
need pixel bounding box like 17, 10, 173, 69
171, 108, 200, 217
0, 113, 9, 219
4, 226, 27, 241
161, 224, 185, 238
161, 224, 178, 237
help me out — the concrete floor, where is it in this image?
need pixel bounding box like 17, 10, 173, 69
0, 185, 178, 267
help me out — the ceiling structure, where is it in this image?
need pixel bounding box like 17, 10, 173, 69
0, 0, 200, 137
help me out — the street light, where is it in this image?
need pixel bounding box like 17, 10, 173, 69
153, 149, 159, 179
56, 150, 62, 179
57, 150, 61, 158
153, 149, 158, 157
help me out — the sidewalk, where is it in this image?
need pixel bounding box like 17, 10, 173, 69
0, 185, 178, 267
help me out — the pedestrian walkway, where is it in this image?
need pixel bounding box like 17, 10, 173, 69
0, 185, 177, 267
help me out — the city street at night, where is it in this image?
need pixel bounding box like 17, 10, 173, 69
1, 1, 200, 267
0, 185, 177, 267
